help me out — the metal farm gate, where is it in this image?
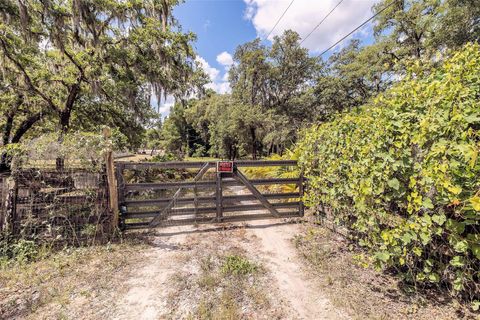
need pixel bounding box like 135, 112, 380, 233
115, 160, 304, 230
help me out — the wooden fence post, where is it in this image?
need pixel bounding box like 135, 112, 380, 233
103, 128, 119, 231
299, 171, 305, 217
3, 176, 18, 234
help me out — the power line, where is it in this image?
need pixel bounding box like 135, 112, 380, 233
265, 0, 295, 40
300, 0, 344, 45
317, 0, 396, 57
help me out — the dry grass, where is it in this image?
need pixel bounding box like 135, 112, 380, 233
294, 225, 477, 320
165, 228, 287, 319
0, 235, 149, 319
116, 154, 153, 162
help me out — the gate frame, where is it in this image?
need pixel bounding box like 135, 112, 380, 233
115, 160, 304, 230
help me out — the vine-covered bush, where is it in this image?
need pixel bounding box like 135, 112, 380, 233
298, 43, 480, 304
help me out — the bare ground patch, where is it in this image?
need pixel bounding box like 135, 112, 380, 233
293, 224, 477, 320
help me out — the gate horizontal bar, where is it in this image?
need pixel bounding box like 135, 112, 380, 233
124, 192, 301, 207
124, 202, 300, 219
125, 178, 299, 191
124, 212, 301, 229
117, 160, 297, 170
125, 180, 216, 190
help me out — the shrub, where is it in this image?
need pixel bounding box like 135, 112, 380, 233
0, 236, 44, 265
297, 43, 480, 303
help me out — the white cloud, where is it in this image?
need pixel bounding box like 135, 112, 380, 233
216, 51, 234, 68
196, 56, 220, 81
244, 0, 379, 53
197, 55, 232, 94
206, 81, 231, 94
151, 94, 175, 118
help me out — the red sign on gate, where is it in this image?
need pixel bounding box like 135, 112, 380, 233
217, 161, 234, 173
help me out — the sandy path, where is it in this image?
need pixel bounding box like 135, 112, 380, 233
229, 185, 348, 319
113, 230, 190, 320
109, 221, 347, 320
243, 220, 348, 319
110, 185, 346, 319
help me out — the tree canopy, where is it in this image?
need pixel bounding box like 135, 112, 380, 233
0, 0, 207, 168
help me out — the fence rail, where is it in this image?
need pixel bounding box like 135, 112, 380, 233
117, 160, 298, 170
124, 192, 300, 207
124, 178, 299, 191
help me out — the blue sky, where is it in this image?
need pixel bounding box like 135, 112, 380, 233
174, 0, 258, 74
159, 0, 379, 116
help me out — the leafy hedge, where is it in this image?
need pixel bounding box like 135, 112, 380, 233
298, 43, 480, 304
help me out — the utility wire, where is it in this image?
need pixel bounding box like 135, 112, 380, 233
300, 0, 344, 45
265, 0, 295, 40
317, 0, 396, 57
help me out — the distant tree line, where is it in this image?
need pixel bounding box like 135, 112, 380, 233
157, 0, 478, 160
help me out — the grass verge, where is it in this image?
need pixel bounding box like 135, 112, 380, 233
0, 234, 148, 319
294, 226, 477, 320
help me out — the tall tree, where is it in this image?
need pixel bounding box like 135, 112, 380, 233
229, 39, 270, 107
0, 0, 206, 168
373, 0, 479, 65
228, 30, 319, 151
313, 40, 391, 118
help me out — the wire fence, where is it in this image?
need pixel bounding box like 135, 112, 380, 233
0, 132, 115, 245
1, 167, 112, 245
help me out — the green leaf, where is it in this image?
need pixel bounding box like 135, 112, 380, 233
446, 219, 465, 234
387, 178, 400, 190
422, 198, 434, 209
447, 185, 462, 195
472, 301, 480, 311
375, 251, 390, 262
453, 240, 468, 253
401, 233, 412, 245
471, 244, 480, 259
428, 273, 440, 282
449, 256, 465, 267
413, 247, 422, 257
453, 277, 463, 291
470, 196, 480, 211
420, 232, 431, 245
432, 213, 446, 226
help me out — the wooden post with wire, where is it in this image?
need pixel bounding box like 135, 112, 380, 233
103, 127, 119, 231
2, 176, 18, 234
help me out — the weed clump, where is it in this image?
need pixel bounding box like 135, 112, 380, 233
221, 254, 257, 276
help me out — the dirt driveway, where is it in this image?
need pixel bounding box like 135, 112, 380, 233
111, 220, 348, 320
4, 216, 467, 319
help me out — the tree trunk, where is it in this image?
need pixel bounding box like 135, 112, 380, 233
56, 83, 79, 170
56, 110, 72, 170
11, 112, 42, 144
250, 127, 257, 160
0, 112, 14, 172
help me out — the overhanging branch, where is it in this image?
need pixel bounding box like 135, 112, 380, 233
0, 38, 60, 113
